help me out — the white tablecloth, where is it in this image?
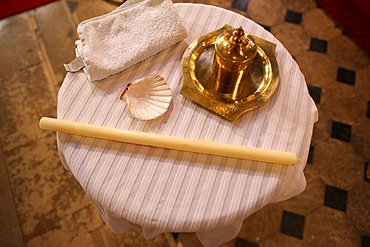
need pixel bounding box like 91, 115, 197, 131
57, 3, 318, 246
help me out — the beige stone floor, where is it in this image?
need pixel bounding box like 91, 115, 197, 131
0, 0, 369, 246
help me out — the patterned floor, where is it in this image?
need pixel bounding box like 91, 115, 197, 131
0, 0, 369, 246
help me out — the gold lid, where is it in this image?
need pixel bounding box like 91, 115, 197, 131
214, 26, 257, 63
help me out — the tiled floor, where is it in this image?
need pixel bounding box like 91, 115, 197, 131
0, 0, 369, 246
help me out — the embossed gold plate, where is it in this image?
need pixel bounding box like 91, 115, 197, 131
181, 24, 280, 122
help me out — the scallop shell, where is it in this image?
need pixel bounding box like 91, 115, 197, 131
120, 74, 172, 120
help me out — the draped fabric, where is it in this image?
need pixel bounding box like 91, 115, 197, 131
57, 4, 318, 246
0, 0, 55, 19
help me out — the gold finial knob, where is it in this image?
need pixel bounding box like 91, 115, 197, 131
232, 26, 245, 43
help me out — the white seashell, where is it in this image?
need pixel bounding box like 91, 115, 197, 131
120, 74, 172, 120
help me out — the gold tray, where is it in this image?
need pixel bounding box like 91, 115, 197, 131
180, 24, 280, 122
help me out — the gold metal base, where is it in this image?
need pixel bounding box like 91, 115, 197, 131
180, 24, 280, 122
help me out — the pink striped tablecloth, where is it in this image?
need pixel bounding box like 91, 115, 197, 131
57, 3, 318, 246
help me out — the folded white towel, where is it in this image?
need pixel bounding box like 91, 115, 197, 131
64, 0, 187, 82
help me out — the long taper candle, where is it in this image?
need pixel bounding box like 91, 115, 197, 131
39, 117, 299, 165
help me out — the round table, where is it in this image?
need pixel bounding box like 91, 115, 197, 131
57, 3, 318, 246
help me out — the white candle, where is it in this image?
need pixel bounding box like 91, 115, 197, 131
39, 117, 299, 165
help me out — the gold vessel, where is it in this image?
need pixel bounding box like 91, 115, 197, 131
213, 26, 257, 101
181, 24, 280, 122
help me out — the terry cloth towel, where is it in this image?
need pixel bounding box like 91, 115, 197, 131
64, 0, 187, 82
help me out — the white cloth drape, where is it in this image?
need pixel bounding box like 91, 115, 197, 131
57, 3, 318, 246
